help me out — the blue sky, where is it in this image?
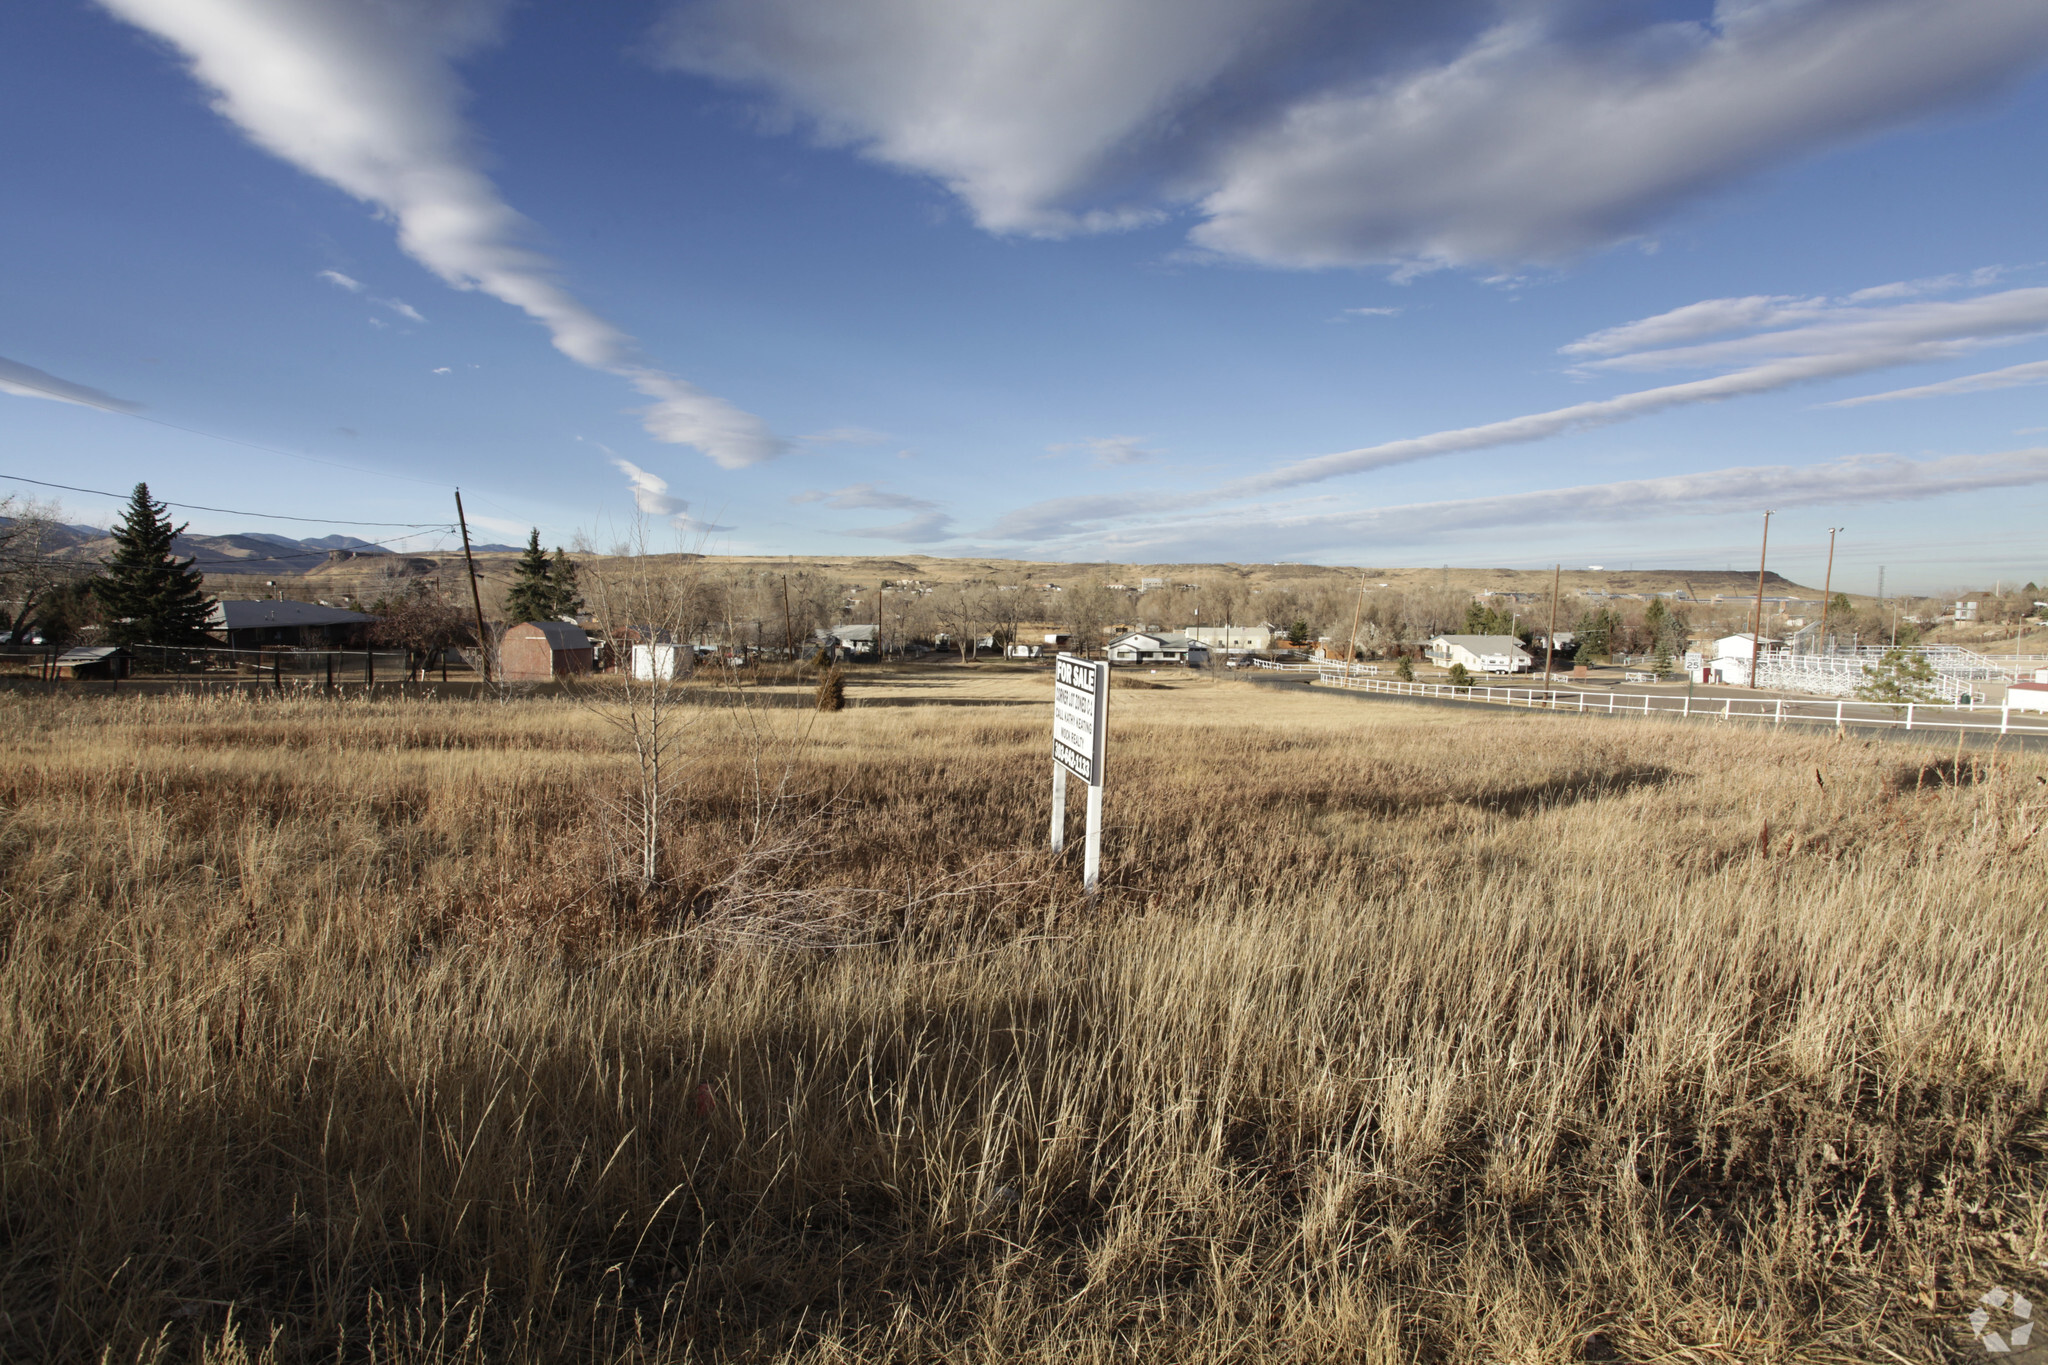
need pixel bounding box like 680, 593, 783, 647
6, 0, 2048, 593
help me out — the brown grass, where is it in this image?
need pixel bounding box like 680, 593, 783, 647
1, 678, 2043, 1362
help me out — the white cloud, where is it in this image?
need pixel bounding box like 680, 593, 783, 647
431, 366, 452, 374
792, 481, 936, 511
1046, 435, 1159, 466
376, 297, 426, 323
0, 355, 141, 412
105, 0, 785, 468
657, 0, 2048, 270
841, 510, 954, 542
610, 456, 737, 533
800, 425, 891, 445
318, 268, 364, 292
1343, 306, 1401, 318
982, 277, 2048, 542
1827, 358, 2048, 407
1082, 448, 2048, 560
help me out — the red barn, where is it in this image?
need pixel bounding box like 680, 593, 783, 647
499, 621, 593, 681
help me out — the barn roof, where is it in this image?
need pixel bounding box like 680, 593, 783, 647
510, 621, 591, 648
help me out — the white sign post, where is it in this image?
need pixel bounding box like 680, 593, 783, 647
1051, 652, 1109, 890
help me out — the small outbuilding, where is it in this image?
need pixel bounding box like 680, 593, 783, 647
499, 621, 593, 681
54, 645, 128, 680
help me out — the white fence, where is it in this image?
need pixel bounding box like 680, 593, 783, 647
1248, 659, 2048, 739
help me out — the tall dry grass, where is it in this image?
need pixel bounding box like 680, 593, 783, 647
0, 681, 2044, 1362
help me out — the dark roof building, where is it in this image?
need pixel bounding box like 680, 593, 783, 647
208, 599, 377, 649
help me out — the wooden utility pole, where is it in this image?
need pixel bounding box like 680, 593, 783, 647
1747, 510, 1773, 689
781, 575, 795, 664
454, 489, 491, 684
1344, 574, 1367, 674
1817, 527, 1842, 654
1543, 563, 1560, 692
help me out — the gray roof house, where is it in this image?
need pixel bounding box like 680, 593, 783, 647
1105, 630, 1209, 665
1426, 634, 1534, 674
209, 599, 377, 649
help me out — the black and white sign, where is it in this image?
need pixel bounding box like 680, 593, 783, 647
1052, 653, 1108, 785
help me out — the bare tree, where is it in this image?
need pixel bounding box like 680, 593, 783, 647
0, 497, 78, 643
368, 581, 471, 680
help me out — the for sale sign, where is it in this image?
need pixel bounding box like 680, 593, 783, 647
1053, 653, 1108, 785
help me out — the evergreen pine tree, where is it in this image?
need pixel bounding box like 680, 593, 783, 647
93, 483, 213, 646
549, 547, 584, 617
504, 530, 556, 624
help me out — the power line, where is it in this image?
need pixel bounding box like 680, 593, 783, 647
0, 371, 456, 488
0, 473, 450, 527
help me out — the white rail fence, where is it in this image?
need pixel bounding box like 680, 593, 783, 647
1248, 659, 2048, 738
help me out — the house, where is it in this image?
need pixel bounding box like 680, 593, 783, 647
1105, 630, 1209, 665
1426, 635, 1533, 674
54, 645, 127, 680
821, 624, 879, 658
1705, 633, 1769, 686
499, 621, 593, 681
1182, 623, 1275, 652
209, 599, 377, 649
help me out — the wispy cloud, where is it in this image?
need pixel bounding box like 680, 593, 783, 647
1342, 306, 1402, 318
376, 297, 426, 324
106, 0, 784, 468
840, 510, 954, 542
660, 0, 2048, 271
983, 277, 2048, 543
1078, 448, 2048, 560
1046, 435, 1160, 466
790, 481, 936, 511
1827, 358, 2048, 407
800, 425, 891, 446
318, 269, 364, 293
0, 355, 141, 413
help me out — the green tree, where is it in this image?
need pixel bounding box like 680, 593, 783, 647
1855, 647, 1940, 708
1829, 592, 1854, 617
1447, 662, 1472, 688
92, 483, 213, 647
1576, 607, 1622, 661
549, 547, 585, 617
1394, 655, 1414, 682
1462, 601, 1514, 635
504, 530, 586, 623
1288, 618, 1311, 646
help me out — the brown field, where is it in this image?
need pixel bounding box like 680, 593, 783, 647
2, 672, 2043, 1362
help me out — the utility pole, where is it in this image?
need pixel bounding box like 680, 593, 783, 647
1817, 527, 1842, 654
1344, 573, 1367, 675
1543, 563, 1560, 692
1877, 565, 1885, 604
454, 490, 491, 685
781, 575, 795, 665
1747, 510, 1773, 689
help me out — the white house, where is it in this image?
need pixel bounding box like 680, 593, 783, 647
2006, 681, 2048, 714
1106, 631, 1209, 665
631, 642, 683, 681
821, 624, 879, 657
1706, 633, 1766, 686
1426, 635, 1533, 674
1182, 623, 1274, 652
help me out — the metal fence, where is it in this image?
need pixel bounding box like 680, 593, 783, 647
1249, 659, 2048, 738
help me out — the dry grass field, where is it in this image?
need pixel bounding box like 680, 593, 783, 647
2, 671, 2043, 1363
